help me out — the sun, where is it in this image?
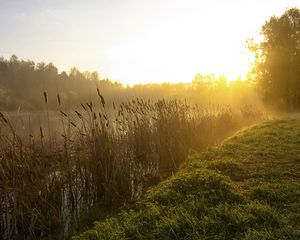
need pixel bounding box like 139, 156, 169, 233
104, 29, 253, 85
104, 28, 253, 85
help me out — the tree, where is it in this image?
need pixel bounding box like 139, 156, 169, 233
249, 8, 300, 109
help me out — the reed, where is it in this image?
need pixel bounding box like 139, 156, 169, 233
0, 92, 265, 239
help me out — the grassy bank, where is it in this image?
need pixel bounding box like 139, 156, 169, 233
73, 118, 300, 240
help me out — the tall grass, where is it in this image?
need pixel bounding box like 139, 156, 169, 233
0, 93, 265, 239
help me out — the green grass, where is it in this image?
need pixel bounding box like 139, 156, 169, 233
73, 118, 300, 240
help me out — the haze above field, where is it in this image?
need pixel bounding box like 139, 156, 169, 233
1, 0, 299, 84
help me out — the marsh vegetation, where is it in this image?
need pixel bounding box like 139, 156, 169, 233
0, 91, 264, 239
0, 6, 299, 240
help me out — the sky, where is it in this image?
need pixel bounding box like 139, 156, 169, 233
1, 0, 300, 85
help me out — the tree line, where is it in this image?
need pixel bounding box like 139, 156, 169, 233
0, 55, 255, 111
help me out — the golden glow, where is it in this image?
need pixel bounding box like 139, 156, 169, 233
100, 0, 299, 85
105, 23, 252, 84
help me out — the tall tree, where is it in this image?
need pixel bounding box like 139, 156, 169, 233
249, 8, 300, 109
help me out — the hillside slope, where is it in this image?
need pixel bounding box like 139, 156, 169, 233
73, 118, 300, 240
